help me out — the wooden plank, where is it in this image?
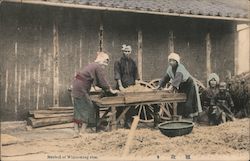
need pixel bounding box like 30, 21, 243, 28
137, 29, 143, 80
125, 92, 186, 104
91, 92, 186, 106
91, 95, 125, 106
122, 116, 140, 157
48, 106, 73, 110
33, 123, 74, 130
111, 106, 117, 130
36, 48, 42, 110
29, 109, 73, 115
27, 116, 73, 128
206, 33, 211, 78
234, 30, 239, 74
169, 30, 174, 52
99, 22, 104, 52
53, 21, 59, 107
34, 113, 73, 119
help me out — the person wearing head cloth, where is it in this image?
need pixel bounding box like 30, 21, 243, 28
114, 44, 140, 128
202, 73, 220, 109
71, 51, 117, 137
158, 52, 197, 118
200, 73, 220, 125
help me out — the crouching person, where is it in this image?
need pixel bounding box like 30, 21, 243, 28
209, 82, 235, 125
71, 52, 117, 138
215, 82, 235, 123
200, 73, 220, 125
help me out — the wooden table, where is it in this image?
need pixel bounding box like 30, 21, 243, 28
91, 91, 186, 131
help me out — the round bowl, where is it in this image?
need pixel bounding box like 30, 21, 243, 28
158, 121, 194, 137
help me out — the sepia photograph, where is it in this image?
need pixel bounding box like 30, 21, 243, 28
0, 0, 249, 161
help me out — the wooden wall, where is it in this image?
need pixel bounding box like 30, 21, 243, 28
0, 3, 236, 121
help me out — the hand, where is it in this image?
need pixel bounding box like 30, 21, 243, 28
110, 89, 119, 94
119, 85, 125, 91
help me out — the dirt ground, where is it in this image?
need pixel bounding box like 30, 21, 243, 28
1, 118, 249, 161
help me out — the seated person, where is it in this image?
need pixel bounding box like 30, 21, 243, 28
215, 82, 235, 123
201, 73, 220, 125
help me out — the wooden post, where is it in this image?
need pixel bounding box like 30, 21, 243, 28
169, 31, 174, 52
36, 48, 42, 110
137, 29, 143, 80
122, 116, 140, 157
234, 31, 239, 75
111, 106, 117, 130
53, 22, 59, 107
5, 69, 8, 103
206, 33, 211, 79
14, 42, 18, 114
173, 102, 177, 116
99, 23, 104, 52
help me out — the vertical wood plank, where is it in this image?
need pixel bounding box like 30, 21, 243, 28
234, 31, 239, 74
99, 20, 104, 52
5, 69, 8, 103
111, 106, 117, 130
53, 22, 59, 107
169, 31, 174, 53
18, 64, 21, 105
206, 33, 211, 78
14, 42, 18, 114
36, 48, 42, 109
137, 29, 143, 80
33, 70, 37, 109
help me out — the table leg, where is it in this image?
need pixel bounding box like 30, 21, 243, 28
111, 106, 117, 130
173, 102, 177, 116
153, 105, 160, 127
96, 107, 100, 132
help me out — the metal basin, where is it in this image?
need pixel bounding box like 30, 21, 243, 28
158, 121, 194, 137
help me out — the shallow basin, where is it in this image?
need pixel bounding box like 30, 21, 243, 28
158, 121, 194, 137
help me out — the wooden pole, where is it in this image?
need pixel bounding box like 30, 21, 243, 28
137, 29, 143, 80
111, 106, 117, 130
99, 22, 104, 52
122, 116, 140, 157
234, 30, 239, 75
53, 21, 59, 107
206, 33, 211, 79
169, 31, 174, 53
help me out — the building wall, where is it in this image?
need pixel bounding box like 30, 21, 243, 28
237, 24, 250, 74
0, 3, 236, 121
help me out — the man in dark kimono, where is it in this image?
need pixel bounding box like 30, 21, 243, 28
158, 52, 197, 119
71, 52, 117, 137
114, 45, 139, 128
114, 45, 139, 90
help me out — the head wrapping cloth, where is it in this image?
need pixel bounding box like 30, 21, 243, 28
207, 73, 220, 86
95, 52, 110, 66
168, 52, 180, 64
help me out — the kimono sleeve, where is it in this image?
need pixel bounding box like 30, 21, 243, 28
159, 71, 171, 88
171, 72, 183, 89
